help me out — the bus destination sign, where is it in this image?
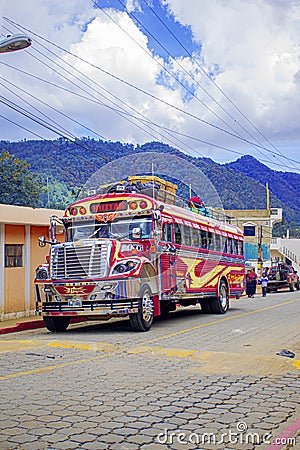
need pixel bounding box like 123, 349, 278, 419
90, 200, 128, 214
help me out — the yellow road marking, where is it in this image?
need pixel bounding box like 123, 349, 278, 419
47, 340, 117, 352
127, 345, 300, 374
292, 360, 300, 370
0, 298, 299, 379
0, 354, 108, 381
143, 297, 300, 345
0, 339, 44, 353
127, 345, 199, 358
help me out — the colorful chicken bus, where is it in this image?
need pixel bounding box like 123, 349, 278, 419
35, 177, 245, 332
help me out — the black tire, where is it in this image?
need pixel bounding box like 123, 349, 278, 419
43, 316, 70, 332
200, 300, 212, 313
129, 285, 154, 332
295, 282, 300, 290
210, 280, 229, 314
289, 282, 295, 292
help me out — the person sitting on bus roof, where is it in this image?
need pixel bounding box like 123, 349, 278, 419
188, 196, 207, 214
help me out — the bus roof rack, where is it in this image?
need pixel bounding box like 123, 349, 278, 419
93, 176, 229, 222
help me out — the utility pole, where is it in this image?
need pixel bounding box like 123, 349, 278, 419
258, 225, 263, 277
266, 182, 270, 211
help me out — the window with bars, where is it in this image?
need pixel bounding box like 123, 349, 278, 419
5, 244, 23, 268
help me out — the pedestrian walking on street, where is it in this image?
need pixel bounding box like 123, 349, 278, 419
260, 272, 268, 297
247, 268, 258, 298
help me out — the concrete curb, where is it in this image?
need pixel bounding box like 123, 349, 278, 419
0, 320, 45, 334
0, 317, 87, 335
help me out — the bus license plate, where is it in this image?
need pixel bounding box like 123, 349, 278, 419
68, 298, 82, 307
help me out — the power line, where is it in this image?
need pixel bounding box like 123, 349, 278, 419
3, 57, 299, 172
4, 16, 294, 161
112, 0, 279, 166
2, 17, 300, 173
140, 0, 291, 163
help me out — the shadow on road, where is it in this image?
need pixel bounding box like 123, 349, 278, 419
65, 305, 245, 335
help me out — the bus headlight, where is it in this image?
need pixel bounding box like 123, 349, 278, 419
112, 260, 139, 274
35, 266, 49, 280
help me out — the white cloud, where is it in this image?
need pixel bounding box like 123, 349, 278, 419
162, 1, 300, 148
1, 0, 300, 171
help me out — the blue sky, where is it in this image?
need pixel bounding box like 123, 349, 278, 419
103, 0, 197, 59
1, 0, 300, 173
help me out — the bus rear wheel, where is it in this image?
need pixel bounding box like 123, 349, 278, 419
43, 316, 70, 332
129, 285, 154, 332
210, 280, 229, 314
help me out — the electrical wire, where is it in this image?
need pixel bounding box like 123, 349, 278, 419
4, 16, 294, 161
112, 0, 280, 165
140, 0, 292, 163
3, 58, 298, 171
2, 17, 300, 172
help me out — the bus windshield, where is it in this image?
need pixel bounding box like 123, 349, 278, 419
66, 217, 152, 242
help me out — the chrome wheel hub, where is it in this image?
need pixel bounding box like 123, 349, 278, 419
142, 292, 154, 322
220, 285, 228, 309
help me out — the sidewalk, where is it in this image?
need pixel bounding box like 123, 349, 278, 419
0, 316, 87, 335
0, 315, 45, 335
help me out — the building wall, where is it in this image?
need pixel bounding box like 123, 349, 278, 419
0, 204, 64, 321
4, 225, 26, 314
271, 237, 300, 273
225, 208, 282, 272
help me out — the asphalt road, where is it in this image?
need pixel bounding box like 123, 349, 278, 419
0, 291, 299, 450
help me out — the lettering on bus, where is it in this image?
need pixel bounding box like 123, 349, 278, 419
90, 200, 128, 214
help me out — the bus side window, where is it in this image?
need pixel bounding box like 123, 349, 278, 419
174, 223, 181, 245
227, 238, 233, 254
224, 238, 228, 253
200, 231, 207, 249
207, 232, 213, 250
191, 228, 200, 247
162, 223, 172, 242
183, 226, 191, 246
233, 239, 239, 255
215, 234, 221, 252
238, 240, 244, 255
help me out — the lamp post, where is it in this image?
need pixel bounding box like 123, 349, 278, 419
0, 33, 31, 53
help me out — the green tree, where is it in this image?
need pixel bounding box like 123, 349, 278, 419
0, 150, 45, 207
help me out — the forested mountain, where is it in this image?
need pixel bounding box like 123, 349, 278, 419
1, 138, 299, 235
226, 155, 300, 214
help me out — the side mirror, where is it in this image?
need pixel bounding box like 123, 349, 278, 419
153, 210, 161, 221
38, 236, 46, 247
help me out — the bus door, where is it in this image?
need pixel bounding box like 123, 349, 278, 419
160, 222, 177, 293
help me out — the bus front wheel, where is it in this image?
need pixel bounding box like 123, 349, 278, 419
129, 285, 154, 332
210, 280, 229, 314
43, 316, 70, 332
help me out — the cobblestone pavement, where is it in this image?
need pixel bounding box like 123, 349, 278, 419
0, 292, 299, 450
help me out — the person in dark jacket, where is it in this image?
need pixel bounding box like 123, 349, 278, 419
246, 268, 258, 298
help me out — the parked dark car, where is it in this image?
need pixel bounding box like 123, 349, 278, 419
267, 263, 300, 292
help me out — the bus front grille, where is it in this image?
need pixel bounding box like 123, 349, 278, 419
50, 242, 110, 279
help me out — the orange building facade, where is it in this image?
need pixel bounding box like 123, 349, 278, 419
0, 204, 63, 321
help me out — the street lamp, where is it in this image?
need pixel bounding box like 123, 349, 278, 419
0, 33, 31, 53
